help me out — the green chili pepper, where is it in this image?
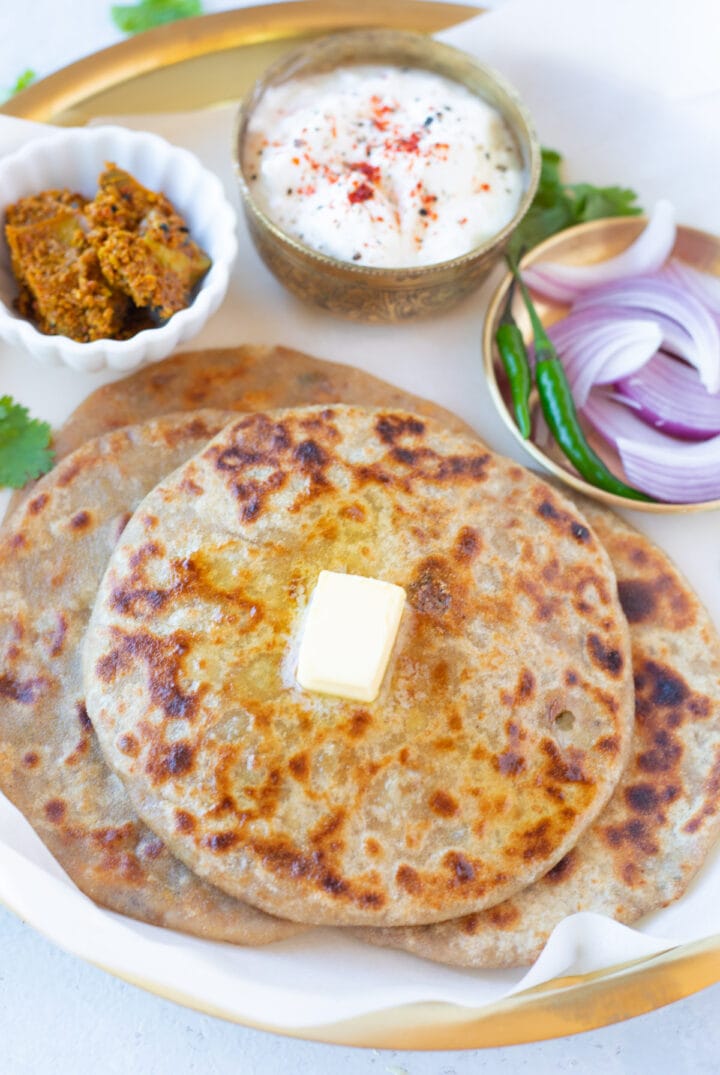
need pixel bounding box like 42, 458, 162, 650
510, 264, 654, 503
495, 281, 532, 439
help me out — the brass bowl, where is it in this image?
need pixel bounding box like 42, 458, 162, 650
483, 216, 720, 514
233, 29, 540, 322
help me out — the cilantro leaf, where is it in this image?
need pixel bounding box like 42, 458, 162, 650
111, 0, 202, 35
508, 147, 642, 264
569, 183, 643, 224
0, 396, 54, 489
1, 69, 36, 105
10, 69, 36, 95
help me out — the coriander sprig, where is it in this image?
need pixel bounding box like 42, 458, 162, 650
0, 396, 54, 489
111, 0, 203, 35
507, 147, 642, 266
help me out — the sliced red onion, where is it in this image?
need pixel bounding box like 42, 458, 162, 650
582, 389, 671, 450
547, 314, 661, 405
516, 197, 720, 501
616, 350, 720, 439
573, 275, 720, 393
664, 259, 720, 318
549, 302, 692, 363
581, 390, 720, 502
523, 266, 582, 304
617, 433, 720, 502
523, 200, 676, 303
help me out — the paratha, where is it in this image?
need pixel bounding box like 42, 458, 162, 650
358, 499, 720, 965
5, 344, 476, 523
84, 405, 634, 927
53, 343, 476, 460
0, 410, 302, 944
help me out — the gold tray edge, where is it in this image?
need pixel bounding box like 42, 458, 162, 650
1, 0, 719, 1047
1, 856, 717, 1050
69, 932, 720, 1049
0, 0, 482, 124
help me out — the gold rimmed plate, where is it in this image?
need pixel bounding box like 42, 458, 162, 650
0, 0, 481, 125
483, 216, 720, 514
1, 2, 720, 1052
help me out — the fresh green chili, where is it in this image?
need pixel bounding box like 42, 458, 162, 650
510, 264, 654, 503
495, 281, 532, 439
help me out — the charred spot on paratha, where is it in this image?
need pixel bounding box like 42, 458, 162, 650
117, 733, 138, 756
396, 864, 422, 893
96, 628, 205, 723
452, 526, 482, 562
407, 556, 457, 618
542, 849, 578, 884
44, 799, 66, 823
0, 673, 49, 704
587, 632, 624, 676
428, 790, 459, 817
146, 741, 196, 783
69, 509, 92, 531
618, 579, 657, 623
288, 751, 310, 781
28, 492, 49, 515
375, 413, 426, 442
536, 496, 592, 545
635, 660, 689, 710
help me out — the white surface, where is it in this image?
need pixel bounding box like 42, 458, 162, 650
1, 0, 720, 1069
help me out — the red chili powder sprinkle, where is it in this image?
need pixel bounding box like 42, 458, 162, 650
348, 183, 374, 204
370, 96, 395, 133
395, 131, 421, 153
348, 161, 381, 183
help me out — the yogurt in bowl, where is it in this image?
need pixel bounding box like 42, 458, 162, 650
244, 65, 525, 270
235, 30, 540, 322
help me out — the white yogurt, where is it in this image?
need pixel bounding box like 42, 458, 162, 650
244, 65, 525, 269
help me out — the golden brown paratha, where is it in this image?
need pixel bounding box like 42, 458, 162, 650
53, 344, 476, 459
357, 499, 720, 965
84, 406, 634, 927
0, 411, 302, 944
4, 344, 476, 524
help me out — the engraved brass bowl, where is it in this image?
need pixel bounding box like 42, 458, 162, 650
233, 29, 540, 322
483, 216, 720, 514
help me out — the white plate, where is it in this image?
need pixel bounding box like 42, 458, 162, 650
0, 125, 237, 371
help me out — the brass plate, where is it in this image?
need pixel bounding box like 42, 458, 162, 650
1, 0, 481, 125
483, 216, 720, 513
2, 0, 719, 1049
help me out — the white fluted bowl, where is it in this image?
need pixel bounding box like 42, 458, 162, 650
0, 125, 237, 372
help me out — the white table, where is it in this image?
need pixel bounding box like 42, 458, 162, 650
1, 2, 719, 1071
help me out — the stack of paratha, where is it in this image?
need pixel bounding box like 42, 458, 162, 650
1, 345, 719, 967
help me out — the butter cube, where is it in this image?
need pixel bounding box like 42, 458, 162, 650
297, 570, 406, 703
